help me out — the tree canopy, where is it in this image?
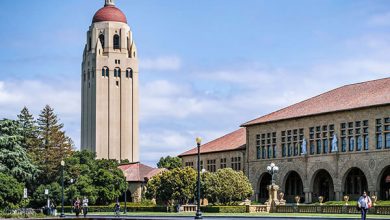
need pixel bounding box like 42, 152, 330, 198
157, 156, 182, 170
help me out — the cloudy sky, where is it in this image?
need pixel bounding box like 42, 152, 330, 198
0, 0, 389, 166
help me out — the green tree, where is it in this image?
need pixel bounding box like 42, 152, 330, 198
31, 182, 62, 207
204, 168, 253, 205
0, 172, 24, 209
0, 119, 39, 186
17, 107, 38, 149
157, 156, 182, 170
146, 167, 196, 205
36, 105, 73, 183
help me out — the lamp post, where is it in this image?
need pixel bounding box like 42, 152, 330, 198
266, 162, 279, 185
124, 177, 127, 214
195, 137, 203, 219
60, 160, 65, 218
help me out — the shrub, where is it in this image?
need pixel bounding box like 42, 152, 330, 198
201, 205, 246, 213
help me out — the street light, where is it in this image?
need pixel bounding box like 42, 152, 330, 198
195, 137, 203, 220
124, 177, 127, 214
267, 162, 279, 185
60, 160, 65, 218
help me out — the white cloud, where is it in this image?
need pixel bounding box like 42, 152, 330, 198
140, 56, 181, 71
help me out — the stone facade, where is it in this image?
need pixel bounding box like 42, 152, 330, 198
181, 149, 246, 172
246, 105, 390, 203
81, 1, 139, 162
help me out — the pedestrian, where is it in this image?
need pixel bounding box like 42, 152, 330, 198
114, 202, 120, 217
82, 197, 89, 218
357, 191, 372, 220
74, 197, 81, 217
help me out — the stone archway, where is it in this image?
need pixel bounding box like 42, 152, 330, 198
257, 172, 272, 203
311, 169, 334, 202
284, 171, 304, 203
379, 166, 390, 200
343, 167, 368, 200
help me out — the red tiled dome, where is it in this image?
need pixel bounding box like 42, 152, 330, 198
92, 5, 127, 24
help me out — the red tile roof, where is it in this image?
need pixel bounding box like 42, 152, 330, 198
93, 5, 127, 24
179, 128, 246, 157
242, 77, 390, 126
118, 163, 164, 182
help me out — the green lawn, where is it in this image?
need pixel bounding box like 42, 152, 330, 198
64, 212, 390, 219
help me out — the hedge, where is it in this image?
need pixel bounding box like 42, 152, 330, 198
201, 206, 246, 213
63, 205, 172, 213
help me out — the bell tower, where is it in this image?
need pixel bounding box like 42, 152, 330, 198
81, 0, 139, 162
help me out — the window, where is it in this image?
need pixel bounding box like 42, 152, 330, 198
126, 69, 133, 78
316, 140, 321, 154
342, 120, 369, 152
356, 136, 362, 151
220, 158, 227, 169
364, 135, 369, 151
267, 146, 271, 159
293, 143, 298, 156
185, 162, 194, 168
349, 137, 355, 151
323, 139, 328, 154
102, 67, 109, 77
83, 73, 86, 81
281, 128, 304, 157
377, 134, 383, 149
262, 146, 266, 159
377, 119, 383, 149
231, 157, 241, 171
88, 37, 92, 51
341, 137, 346, 152
310, 141, 315, 155
207, 160, 216, 172
99, 34, 105, 48
288, 143, 292, 157
386, 133, 390, 149
200, 161, 203, 170
256, 134, 261, 159
272, 145, 276, 158
113, 34, 120, 49
114, 68, 121, 78
282, 144, 286, 157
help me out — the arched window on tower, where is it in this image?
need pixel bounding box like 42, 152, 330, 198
99, 34, 105, 48
102, 67, 109, 77
126, 68, 133, 78
113, 34, 120, 49
114, 68, 121, 78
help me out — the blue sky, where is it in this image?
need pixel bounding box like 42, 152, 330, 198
0, 0, 389, 166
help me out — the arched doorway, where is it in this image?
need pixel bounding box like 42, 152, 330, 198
258, 173, 272, 203
344, 168, 368, 200
379, 166, 390, 200
284, 171, 304, 203
312, 169, 334, 202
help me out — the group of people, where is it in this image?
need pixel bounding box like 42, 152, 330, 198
72, 197, 121, 217
73, 197, 89, 217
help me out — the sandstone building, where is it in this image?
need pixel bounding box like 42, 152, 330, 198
81, 0, 139, 162
179, 128, 246, 172
179, 77, 390, 203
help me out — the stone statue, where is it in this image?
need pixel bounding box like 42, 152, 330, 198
301, 138, 307, 155
331, 134, 338, 152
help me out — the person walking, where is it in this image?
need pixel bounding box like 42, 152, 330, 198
114, 202, 120, 217
82, 197, 89, 218
358, 191, 372, 220
74, 197, 81, 217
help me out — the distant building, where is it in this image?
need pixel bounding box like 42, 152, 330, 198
118, 163, 165, 202
81, 0, 139, 162
179, 128, 246, 172
179, 77, 390, 203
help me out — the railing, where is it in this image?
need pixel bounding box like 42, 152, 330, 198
181, 205, 197, 212
246, 205, 269, 213
273, 205, 390, 214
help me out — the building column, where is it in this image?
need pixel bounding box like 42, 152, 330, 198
304, 188, 312, 204
335, 191, 342, 201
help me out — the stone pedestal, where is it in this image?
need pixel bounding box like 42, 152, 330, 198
265, 184, 280, 213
